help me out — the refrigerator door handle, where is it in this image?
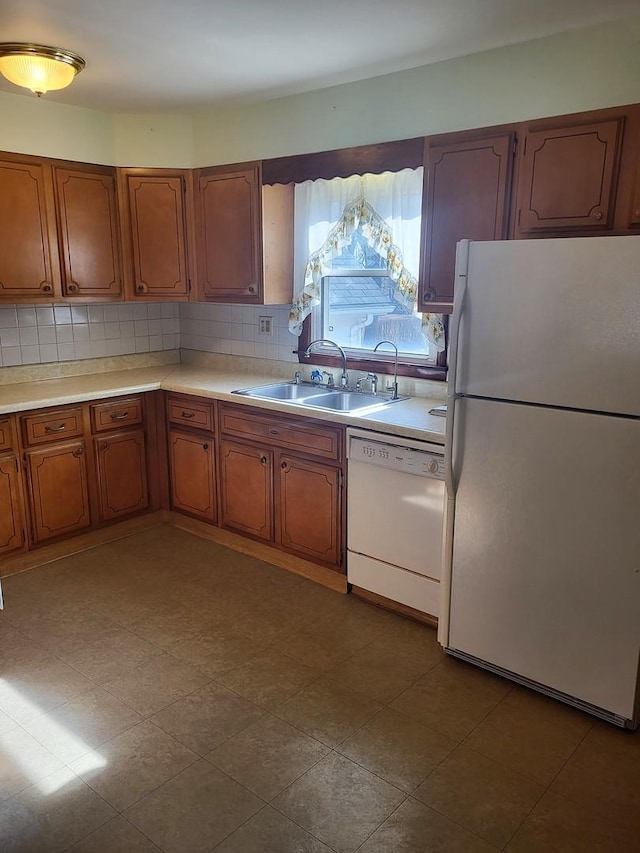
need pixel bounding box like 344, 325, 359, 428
444, 239, 469, 500
439, 240, 469, 648
447, 239, 469, 400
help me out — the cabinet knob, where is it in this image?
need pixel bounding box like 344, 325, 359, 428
67, 283, 78, 293
248, 285, 255, 294
202, 443, 209, 451
592, 210, 603, 220
281, 461, 288, 470
72, 446, 84, 457
260, 456, 267, 465
422, 288, 435, 302
136, 284, 146, 293
268, 428, 279, 436
633, 209, 640, 219
100, 441, 109, 451
42, 284, 52, 293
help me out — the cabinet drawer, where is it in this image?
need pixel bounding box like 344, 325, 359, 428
0, 418, 12, 452
220, 404, 342, 461
23, 408, 83, 446
167, 395, 215, 432
91, 397, 143, 433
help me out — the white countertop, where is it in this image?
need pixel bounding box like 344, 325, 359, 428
0, 364, 446, 443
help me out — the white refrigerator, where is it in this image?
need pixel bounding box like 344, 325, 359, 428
441, 236, 640, 729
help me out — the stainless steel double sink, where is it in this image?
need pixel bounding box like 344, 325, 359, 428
232, 381, 406, 413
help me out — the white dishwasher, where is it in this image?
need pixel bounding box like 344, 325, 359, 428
346, 427, 446, 618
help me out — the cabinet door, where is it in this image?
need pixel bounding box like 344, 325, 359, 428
277, 454, 342, 567
420, 132, 514, 312
628, 152, 640, 227
516, 119, 623, 233
0, 156, 59, 299
0, 454, 25, 554
123, 172, 190, 298
26, 440, 91, 543
219, 439, 272, 541
197, 163, 263, 302
95, 429, 149, 523
53, 166, 122, 298
168, 429, 216, 522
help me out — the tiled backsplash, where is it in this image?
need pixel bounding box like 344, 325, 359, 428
0, 303, 180, 367
179, 302, 298, 363
0, 300, 298, 368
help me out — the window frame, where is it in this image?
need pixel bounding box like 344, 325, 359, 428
296, 311, 448, 381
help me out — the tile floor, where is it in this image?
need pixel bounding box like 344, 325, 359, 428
0, 525, 638, 852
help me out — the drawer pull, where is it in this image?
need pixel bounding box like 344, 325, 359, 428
268, 428, 280, 436
110, 412, 129, 420
181, 411, 196, 419
44, 423, 66, 433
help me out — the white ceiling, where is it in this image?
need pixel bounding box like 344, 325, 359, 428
0, 0, 638, 112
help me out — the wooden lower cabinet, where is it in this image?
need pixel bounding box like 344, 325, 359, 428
168, 429, 216, 522
25, 439, 91, 544
217, 402, 345, 570
0, 453, 25, 554
277, 453, 342, 566
94, 429, 149, 523
219, 439, 273, 541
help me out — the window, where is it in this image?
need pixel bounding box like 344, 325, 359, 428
289, 169, 446, 380
314, 231, 438, 364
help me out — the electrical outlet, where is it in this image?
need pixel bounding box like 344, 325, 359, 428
258, 315, 273, 335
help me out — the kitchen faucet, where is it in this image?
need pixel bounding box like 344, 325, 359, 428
304, 339, 349, 388
373, 340, 399, 399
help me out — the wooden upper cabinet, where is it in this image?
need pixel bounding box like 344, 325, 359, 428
53, 165, 122, 299
0, 154, 60, 300
197, 163, 262, 301
196, 162, 293, 304
118, 169, 192, 299
516, 118, 624, 234
420, 131, 515, 312
629, 165, 640, 227
626, 124, 640, 227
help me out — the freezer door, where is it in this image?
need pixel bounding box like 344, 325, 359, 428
455, 236, 640, 417
447, 397, 640, 721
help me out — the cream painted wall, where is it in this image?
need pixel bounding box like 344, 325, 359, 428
0, 90, 115, 163
112, 113, 194, 167
193, 17, 640, 165
0, 17, 639, 167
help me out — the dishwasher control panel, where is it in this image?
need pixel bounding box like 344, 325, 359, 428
348, 436, 445, 479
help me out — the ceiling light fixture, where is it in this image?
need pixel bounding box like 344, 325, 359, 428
0, 43, 85, 97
